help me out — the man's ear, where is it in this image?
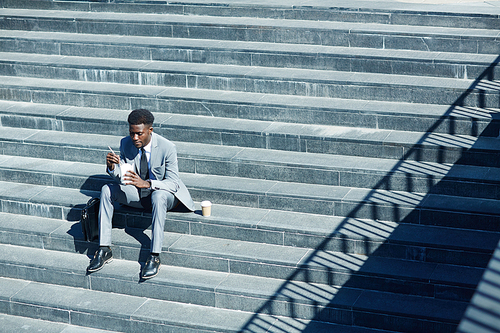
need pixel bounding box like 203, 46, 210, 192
149, 126, 154, 134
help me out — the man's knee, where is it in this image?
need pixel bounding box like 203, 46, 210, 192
101, 183, 120, 202
151, 190, 175, 209
101, 184, 112, 198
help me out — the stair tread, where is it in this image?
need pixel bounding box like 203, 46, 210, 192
354, 289, 468, 323
0, 242, 473, 320
0, 276, 277, 332
0, 51, 487, 91
4, 0, 500, 17
0, 313, 120, 333
0, 96, 495, 153
1, 138, 500, 214
0, 177, 497, 254
0, 243, 361, 307
0, 271, 471, 325
1, 137, 497, 191
1, 7, 498, 38
1, 30, 497, 66
1, 87, 494, 126
0, 211, 487, 288
0, 157, 498, 213
0, 273, 455, 332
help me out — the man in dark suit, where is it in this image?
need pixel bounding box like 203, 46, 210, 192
87, 109, 195, 279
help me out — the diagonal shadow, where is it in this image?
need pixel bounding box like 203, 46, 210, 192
457, 240, 500, 333
239, 55, 500, 333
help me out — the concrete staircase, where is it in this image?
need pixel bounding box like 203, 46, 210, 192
0, 0, 499, 332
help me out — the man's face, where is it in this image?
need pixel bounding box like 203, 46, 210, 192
129, 124, 153, 149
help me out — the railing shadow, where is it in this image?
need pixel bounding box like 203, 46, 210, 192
458, 240, 500, 332
239, 55, 500, 333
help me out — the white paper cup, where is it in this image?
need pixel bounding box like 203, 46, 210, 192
119, 163, 134, 185
201, 200, 212, 217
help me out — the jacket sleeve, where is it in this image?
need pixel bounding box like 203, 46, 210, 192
106, 139, 126, 182
107, 165, 121, 182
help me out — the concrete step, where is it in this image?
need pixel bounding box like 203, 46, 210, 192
1, 146, 500, 227
0, 243, 471, 332
0, 52, 498, 108
0, 275, 337, 333
0, 313, 121, 333
0, 242, 363, 324
0, 8, 498, 54
0, 273, 461, 333
1, 124, 500, 224
0, 81, 495, 138
1, 30, 498, 80
0, 110, 500, 199
0, 150, 498, 267
2, 0, 500, 29
0, 165, 492, 227
0, 121, 499, 200
1, 100, 499, 168
0, 216, 484, 302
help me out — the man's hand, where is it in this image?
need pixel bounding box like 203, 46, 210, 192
106, 152, 120, 171
123, 171, 150, 188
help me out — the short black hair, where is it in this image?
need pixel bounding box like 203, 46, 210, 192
128, 109, 154, 126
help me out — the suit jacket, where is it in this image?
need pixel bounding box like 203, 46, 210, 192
108, 132, 195, 211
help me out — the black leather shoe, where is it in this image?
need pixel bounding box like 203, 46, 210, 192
87, 247, 113, 273
141, 254, 160, 280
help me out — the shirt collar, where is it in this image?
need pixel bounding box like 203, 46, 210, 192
142, 139, 152, 154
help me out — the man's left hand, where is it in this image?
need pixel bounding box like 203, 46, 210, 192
123, 171, 150, 188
